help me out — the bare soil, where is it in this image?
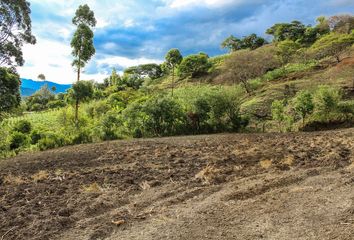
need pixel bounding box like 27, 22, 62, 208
0, 129, 353, 240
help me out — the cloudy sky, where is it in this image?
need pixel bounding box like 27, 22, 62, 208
18, 0, 354, 84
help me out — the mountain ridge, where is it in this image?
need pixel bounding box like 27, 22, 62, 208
20, 78, 72, 96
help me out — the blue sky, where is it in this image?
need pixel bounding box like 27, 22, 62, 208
18, 0, 354, 84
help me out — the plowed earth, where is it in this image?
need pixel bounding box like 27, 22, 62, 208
0, 129, 353, 240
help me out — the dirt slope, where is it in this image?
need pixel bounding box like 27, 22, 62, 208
0, 129, 353, 240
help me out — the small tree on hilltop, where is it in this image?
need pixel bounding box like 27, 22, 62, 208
37, 74, 46, 81
165, 49, 183, 96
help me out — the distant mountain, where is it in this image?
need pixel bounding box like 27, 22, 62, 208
20, 78, 72, 97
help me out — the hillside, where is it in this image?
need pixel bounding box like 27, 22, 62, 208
20, 79, 72, 97
0, 128, 353, 240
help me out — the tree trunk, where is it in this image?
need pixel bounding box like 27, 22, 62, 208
171, 66, 174, 97
75, 50, 81, 128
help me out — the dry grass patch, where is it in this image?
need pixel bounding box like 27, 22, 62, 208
260, 159, 273, 169
139, 181, 151, 190
82, 182, 103, 193
282, 155, 295, 166
31, 170, 49, 182
3, 175, 26, 185
195, 165, 220, 184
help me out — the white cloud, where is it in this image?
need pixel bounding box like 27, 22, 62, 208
168, 0, 247, 9
96, 56, 163, 70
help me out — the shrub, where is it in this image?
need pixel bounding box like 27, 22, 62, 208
46, 100, 67, 109
71, 129, 93, 144
30, 130, 43, 145
143, 96, 185, 136
13, 120, 32, 134
177, 53, 211, 78
292, 90, 314, 125
38, 133, 66, 151
313, 85, 341, 120
9, 132, 30, 150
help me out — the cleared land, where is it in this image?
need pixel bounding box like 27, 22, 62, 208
0, 129, 353, 240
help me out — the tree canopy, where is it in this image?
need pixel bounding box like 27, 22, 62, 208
0, 67, 21, 112
0, 0, 36, 67
221, 34, 267, 52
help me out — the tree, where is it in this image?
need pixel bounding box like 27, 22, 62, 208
71, 4, 96, 126
292, 90, 314, 126
0, 67, 21, 112
271, 100, 286, 132
51, 86, 57, 92
276, 40, 301, 65
124, 63, 163, 80
266, 21, 306, 42
223, 47, 279, 94
242, 34, 267, 50
313, 85, 341, 121
37, 74, 46, 81
328, 15, 354, 34
221, 35, 242, 52
0, 0, 36, 67
165, 49, 183, 96
221, 34, 266, 52
310, 32, 354, 63
69, 81, 94, 108
177, 53, 210, 78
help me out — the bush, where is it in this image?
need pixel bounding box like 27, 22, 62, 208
71, 129, 93, 144
177, 53, 211, 78
9, 132, 30, 150
46, 100, 67, 109
13, 120, 32, 134
30, 130, 43, 145
313, 85, 341, 120
143, 96, 185, 136
38, 133, 66, 151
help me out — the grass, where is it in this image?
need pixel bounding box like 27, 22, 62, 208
195, 165, 220, 184
82, 182, 103, 193
260, 159, 273, 169
31, 170, 49, 182
3, 174, 26, 185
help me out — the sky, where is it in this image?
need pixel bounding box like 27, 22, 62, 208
18, 0, 354, 84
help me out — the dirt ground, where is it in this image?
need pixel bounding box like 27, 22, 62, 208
0, 129, 353, 240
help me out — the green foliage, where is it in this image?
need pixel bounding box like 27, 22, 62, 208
13, 120, 32, 134
177, 53, 210, 78
142, 96, 185, 136
9, 131, 30, 150
72, 4, 97, 27
0, 0, 36, 67
310, 32, 354, 62
26, 84, 55, 111
71, 4, 96, 81
292, 90, 314, 124
38, 133, 66, 151
70, 80, 94, 102
313, 85, 341, 120
276, 40, 301, 64
0, 67, 21, 112
221, 34, 266, 52
124, 63, 164, 80
165, 49, 183, 69
71, 128, 92, 144
262, 61, 318, 81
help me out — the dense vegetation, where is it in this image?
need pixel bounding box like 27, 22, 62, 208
0, 2, 354, 158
